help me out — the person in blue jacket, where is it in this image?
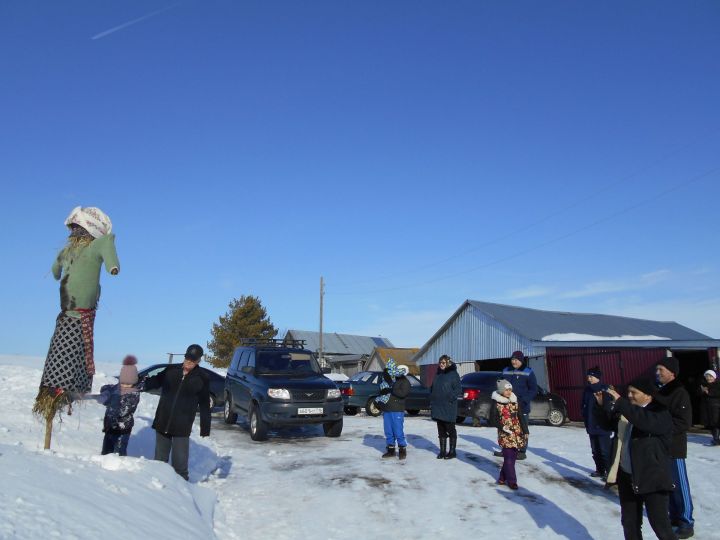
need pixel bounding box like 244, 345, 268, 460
502, 351, 537, 459
581, 366, 612, 479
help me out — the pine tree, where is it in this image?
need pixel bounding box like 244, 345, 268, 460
208, 295, 278, 368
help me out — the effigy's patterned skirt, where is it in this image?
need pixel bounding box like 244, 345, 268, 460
41, 313, 92, 393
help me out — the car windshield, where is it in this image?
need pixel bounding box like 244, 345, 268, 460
256, 351, 321, 374
462, 372, 502, 389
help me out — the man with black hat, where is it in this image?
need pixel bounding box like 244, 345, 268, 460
581, 366, 612, 480
143, 344, 211, 480
595, 378, 676, 540
655, 355, 694, 538
500, 351, 537, 459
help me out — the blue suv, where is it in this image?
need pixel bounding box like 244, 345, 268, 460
223, 339, 344, 440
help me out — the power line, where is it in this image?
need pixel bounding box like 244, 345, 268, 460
332, 166, 719, 296
333, 127, 720, 288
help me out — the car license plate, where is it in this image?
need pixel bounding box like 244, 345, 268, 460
298, 407, 323, 415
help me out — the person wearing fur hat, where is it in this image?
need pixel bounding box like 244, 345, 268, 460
430, 355, 461, 459
595, 378, 676, 540
490, 379, 528, 490
99, 355, 141, 456
502, 351, 537, 459
581, 366, 612, 479
376, 358, 411, 460
34, 207, 120, 443
655, 355, 694, 538
700, 369, 720, 446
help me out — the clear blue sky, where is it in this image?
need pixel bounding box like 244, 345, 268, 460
2, 1, 719, 364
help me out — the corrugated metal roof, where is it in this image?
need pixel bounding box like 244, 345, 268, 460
285, 330, 394, 356
468, 301, 711, 341
414, 300, 718, 366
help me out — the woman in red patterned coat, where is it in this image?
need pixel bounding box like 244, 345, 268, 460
490, 379, 529, 490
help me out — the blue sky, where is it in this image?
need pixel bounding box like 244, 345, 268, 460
2, 1, 719, 363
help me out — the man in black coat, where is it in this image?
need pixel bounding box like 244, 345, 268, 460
655, 356, 694, 538
144, 344, 211, 480
596, 378, 677, 540
581, 366, 612, 479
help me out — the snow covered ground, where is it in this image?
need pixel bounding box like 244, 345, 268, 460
1, 355, 718, 540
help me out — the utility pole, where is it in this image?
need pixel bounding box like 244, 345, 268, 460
319, 276, 325, 368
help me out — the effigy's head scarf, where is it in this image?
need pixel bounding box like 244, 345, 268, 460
64, 207, 112, 238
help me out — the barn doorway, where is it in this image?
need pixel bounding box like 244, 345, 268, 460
670, 349, 714, 425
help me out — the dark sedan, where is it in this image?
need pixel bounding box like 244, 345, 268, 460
457, 371, 568, 426
138, 364, 226, 410
337, 371, 431, 416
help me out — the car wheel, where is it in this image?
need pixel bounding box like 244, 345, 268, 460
249, 403, 269, 441
365, 397, 381, 417
344, 406, 359, 416
223, 394, 238, 424
546, 408, 566, 427
209, 393, 216, 410
323, 418, 343, 437
406, 409, 420, 416
456, 416, 466, 424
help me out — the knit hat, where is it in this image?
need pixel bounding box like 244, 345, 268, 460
397, 364, 409, 376
64, 206, 112, 238
496, 379, 513, 393
656, 355, 680, 376
704, 370, 717, 380
185, 344, 204, 362
119, 355, 138, 394
587, 366, 602, 379
628, 377, 657, 397
511, 350, 525, 361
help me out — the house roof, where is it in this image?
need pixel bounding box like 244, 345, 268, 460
369, 347, 421, 375
285, 330, 394, 356
372, 347, 421, 365
467, 300, 711, 341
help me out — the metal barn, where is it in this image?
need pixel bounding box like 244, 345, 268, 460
414, 300, 720, 421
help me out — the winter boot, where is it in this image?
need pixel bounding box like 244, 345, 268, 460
713, 428, 720, 445
445, 436, 457, 459
381, 446, 396, 459
398, 446, 407, 460
437, 437, 447, 459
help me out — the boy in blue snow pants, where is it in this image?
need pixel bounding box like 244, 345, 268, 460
377, 359, 411, 460
384, 412, 407, 449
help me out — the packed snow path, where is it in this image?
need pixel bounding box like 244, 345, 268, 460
1, 356, 718, 539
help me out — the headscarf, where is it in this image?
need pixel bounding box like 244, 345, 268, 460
65, 206, 112, 238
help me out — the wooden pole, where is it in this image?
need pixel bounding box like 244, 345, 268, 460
44, 417, 53, 450
319, 276, 324, 367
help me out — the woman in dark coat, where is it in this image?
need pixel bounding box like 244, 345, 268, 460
430, 355, 461, 459
700, 369, 720, 446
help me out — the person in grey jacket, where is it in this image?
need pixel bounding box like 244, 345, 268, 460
430, 355, 461, 459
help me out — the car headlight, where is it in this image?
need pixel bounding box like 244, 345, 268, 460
268, 388, 291, 399
327, 388, 341, 399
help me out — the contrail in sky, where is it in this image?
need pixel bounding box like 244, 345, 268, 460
91, 3, 182, 40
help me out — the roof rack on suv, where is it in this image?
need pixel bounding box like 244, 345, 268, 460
238, 338, 307, 348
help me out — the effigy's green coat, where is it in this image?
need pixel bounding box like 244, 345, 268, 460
52, 234, 120, 316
